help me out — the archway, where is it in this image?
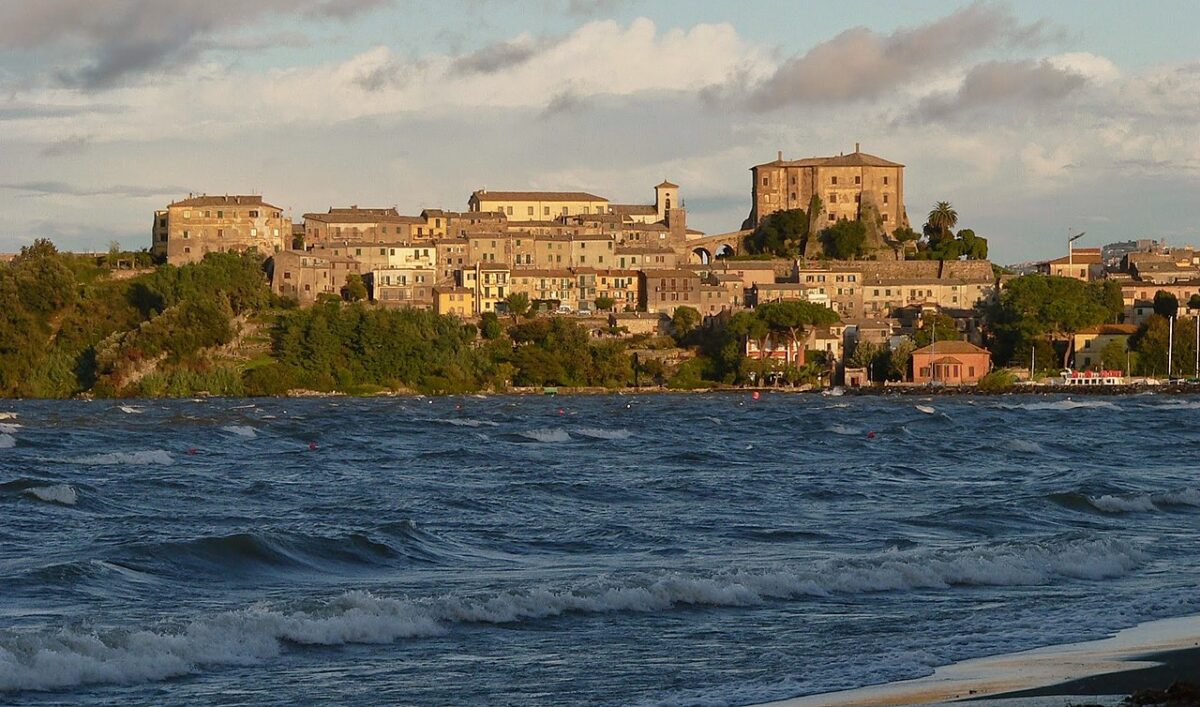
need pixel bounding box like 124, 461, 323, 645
691, 247, 712, 265
714, 243, 736, 260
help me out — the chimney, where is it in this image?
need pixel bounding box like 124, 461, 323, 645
351, 204, 358, 210
855, 142, 860, 153
777, 150, 783, 161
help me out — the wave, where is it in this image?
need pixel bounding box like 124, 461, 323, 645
915, 405, 936, 414
124, 531, 403, 577
827, 423, 862, 436
0, 422, 20, 433
0, 412, 16, 420
517, 428, 571, 443
1088, 490, 1200, 514
74, 450, 174, 466
0, 434, 14, 449
574, 427, 632, 440
435, 418, 499, 428
117, 405, 144, 414
0, 537, 1143, 694
999, 439, 1046, 454
25, 484, 78, 506
221, 425, 257, 438
1007, 399, 1118, 411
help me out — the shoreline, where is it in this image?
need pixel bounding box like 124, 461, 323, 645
760, 614, 1200, 707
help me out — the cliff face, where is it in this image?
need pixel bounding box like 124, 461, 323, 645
800, 193, 901, 261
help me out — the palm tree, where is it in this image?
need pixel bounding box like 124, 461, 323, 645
926, 201, 958, 235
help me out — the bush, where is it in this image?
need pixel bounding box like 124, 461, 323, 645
976, 369, 1017, 393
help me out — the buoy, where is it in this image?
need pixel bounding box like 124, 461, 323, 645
867, 431, 876, 439
455, 404, 462, 411
752, 391, 761, 401
557, 407, 565, 415
187, 448, 198, 455
308, 441, 318, 450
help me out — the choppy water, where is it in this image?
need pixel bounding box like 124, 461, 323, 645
2, 393, 1199, 705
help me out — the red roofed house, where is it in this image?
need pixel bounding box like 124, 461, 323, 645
910, 340, 992, 385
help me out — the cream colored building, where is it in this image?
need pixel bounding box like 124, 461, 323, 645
156, 194, 287, 265
747, 145, 905, 229
1073, 324, 1137, 370
367, 267, 436, 309
796, 260, 995, 318
302, 206, 424, 245
462, 262, 510, 314
434, 286, 473, 317
509, 269, 577, 308
468, 190, 609, 219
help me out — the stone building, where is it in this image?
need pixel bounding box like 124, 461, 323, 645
468, 190, 609, 219
154, 194, 287, 265
796, 260, 995, 319
302, 206, 423, 245
746, 145, 906, 231
638, 269, 701, 316
271, 250, 361, 304
367, 267, 436, 309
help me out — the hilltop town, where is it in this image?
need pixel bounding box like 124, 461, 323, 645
0, 145, 1196, 398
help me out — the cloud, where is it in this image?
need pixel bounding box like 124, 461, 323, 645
739, 2, 1060, 111
911, 60, 1088, 122
540, 89, 589, 118
450, 35, 559, 76
0, 0, 392, 89
39, 134, 93, 157
0, 181, 187, 198
565, 0, 633, 16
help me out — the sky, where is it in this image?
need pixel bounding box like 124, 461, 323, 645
1, 0, 1198, 264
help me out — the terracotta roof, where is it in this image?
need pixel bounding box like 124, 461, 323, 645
656, 180, 679, 189
170, 194, 281, 210
433, 286, 472, 294
1078, 324, 1139, 335
609, 204, 658, 216
640, 269, 699, 278
471, 190, 608, 202
932, 356, 965, 365
754, 151, 904, 170
913, 340, 989, 356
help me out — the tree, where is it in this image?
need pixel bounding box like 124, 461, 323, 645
1190, 294, 1200, 311
671, 306, 702, 341
1100, 338, 1128, 372
989, 275, 1125, 368
1153, 290, 1179, 320
892, 226, 920, 243
756, 301, 840, 368
480, 311, 502, 339
594, 295, 616, 312
341, 273, 367, 302
504, 292, 530, 322
912, 314, 961, 348
744, 208, 808, 258
820, 219, 868, 260
925, 201, 958, 247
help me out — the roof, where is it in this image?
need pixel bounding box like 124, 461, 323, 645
510, 268, 573, 278
754, 150, 904, 170
1044, 248, 1102, 266
303, 208, 424, 225
656, 180, 679, 189
640, 269, 699, 279
1077, 324, 1139, 336
932, 356, 965, 365
912, 340, 990, 356
609, 204, 658, 216
433, 286, 472, 294
756, 282, 809, 290
471, 190, 608, 202
169, 194, 281, 210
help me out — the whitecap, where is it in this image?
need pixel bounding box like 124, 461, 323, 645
517, 428, 572, 443
117, 405, 144, 414
0, 434, 14, 449
26, 484, 78, 506
1088, 494, 1157, 513
574, 427, 632, 440
437, 418, 499, 428
75, 450, 174, 466
0, 412, 16, 420
828, 423, 861, 436
1014, 399, 1117, 411
0, 423, 21, 433
221, 425, 258, 438
1001, 439, 1045, 454
915, 405, 936, 414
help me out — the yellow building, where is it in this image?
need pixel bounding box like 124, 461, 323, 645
434, 286, 473, 317
595, 269, 640, 311
509, 269, 576, 308
155, 194, 288, 264
462, 262, 510, 314
1073, 324, 1138, 370
468, 190, 609, 219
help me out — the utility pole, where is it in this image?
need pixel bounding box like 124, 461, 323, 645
1067, 229, 1086, 273
1168, 315, 1175, 378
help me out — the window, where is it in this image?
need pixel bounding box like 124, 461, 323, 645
217, 229, 223, 237
543, 206, 550, 216
528, 206, 534, 216
250, 228, 258, 236
217, 211, 223, 218
855, 176, 861, 185
183, 230, 190, 239
183, 211, 191, 219
562, 207, 569, 215
831, 176, 838, 185
249, 210, 259, 218
828, 213, 836, 221
883, 194, 889, 204
790, 176, 796, 185
184, 247, 191, 253
506, 206, 513, 215
761, 177, 768, 187
882, 214, 889, 222
204, 210, 211, 218
790, 192, 796, 201
829, 193, 836, 203
883, 176, 889, 186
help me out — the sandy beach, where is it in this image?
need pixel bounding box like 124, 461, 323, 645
762, 614, 1200, 706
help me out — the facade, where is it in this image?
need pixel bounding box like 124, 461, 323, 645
468, 190, 609, 219
302, 207, 424, 245
1073, 324, 1138, 370
747, 145, 906, 229
509, 269, 576, 309
796, 260, 996, 318
910, 340, 992, 385
462, 263, 510, 314
1037, 247, 1103, 281
271, 250, 360, 304
367, 267, 436, 308
638, 269, 701, 316
433, 286, 473, 317
594, 270, 640, 311
156, 195, 287, 265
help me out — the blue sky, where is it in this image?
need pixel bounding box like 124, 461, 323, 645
1, 0, 1198, 263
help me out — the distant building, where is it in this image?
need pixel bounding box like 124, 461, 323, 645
638, 269, 701, 316
433, 286, 473, 317
910, 340, 992, 385
747, 144, 906, 229
1073, 324, 1137, 370
1037, 247, 1103, 281
468, 190, 609, 219
154, 194, 287, 265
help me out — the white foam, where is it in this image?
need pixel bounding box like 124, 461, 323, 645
1088, 494, 1158, 513
0, 434, 14, 449
518, 428, 571, 443
117, 405, 144, 414
0, 538, 1143, 694
75, 450, 174, 466
574, 427, 632, 440
221, 425, 257, 438
828, 424, 861, 436
915, 405, 936, 414
26, 484, 78, 506
437, 418, 499, 428
1013, 399, 1117, 411
0, 423, 21, 433
0, 412, 16, 420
